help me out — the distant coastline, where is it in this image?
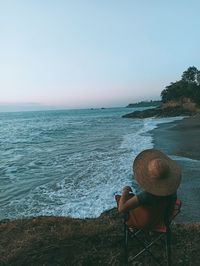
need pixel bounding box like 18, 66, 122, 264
126, 100, 161, 108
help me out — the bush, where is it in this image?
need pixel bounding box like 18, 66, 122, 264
161, 67, 200, 106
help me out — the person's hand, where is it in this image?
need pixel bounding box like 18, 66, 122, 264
122, 186, 132, 197
120, 186, 133, 202
122, 186, 132, 193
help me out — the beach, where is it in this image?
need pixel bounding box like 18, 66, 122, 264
152, 114, 200, 223
0, 114, 200, 265
153, 114, 200, 160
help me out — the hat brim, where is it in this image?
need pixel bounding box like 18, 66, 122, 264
133, 149, 181, 196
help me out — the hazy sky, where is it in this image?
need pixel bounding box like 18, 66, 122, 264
0, 0, 200, 110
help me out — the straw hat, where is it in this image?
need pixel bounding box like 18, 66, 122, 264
133, 149, 181, 196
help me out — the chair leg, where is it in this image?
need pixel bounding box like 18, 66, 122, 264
166, 227, 172, 266
124, 223, 128, 265
133, 232, 162, 265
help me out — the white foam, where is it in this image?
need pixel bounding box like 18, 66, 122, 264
1, 115, 185, 220
170, 155, 200, 163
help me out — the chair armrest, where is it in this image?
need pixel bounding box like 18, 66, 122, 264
171, 199, 182, 220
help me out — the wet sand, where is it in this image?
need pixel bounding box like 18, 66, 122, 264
152, 114, 200, 223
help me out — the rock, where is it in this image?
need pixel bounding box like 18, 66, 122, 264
122, 106, 196, 119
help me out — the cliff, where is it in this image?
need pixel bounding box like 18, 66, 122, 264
123, 99, 200, 119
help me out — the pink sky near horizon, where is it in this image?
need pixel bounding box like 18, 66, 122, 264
0, 80, 163, 109
1, 1, 200, 111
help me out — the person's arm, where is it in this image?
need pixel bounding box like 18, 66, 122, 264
118, 186, 140, 213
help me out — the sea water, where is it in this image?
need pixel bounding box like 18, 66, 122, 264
0, 108, 183, 219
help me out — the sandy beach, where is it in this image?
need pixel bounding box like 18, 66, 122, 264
152, 114, 200, 223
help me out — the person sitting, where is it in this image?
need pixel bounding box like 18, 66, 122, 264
118, 149, 181, 229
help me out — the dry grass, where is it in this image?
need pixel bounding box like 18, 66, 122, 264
0, 209, 199, 266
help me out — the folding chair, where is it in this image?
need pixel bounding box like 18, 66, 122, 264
115, 195, 182, 266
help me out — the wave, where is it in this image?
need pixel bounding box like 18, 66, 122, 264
0, 110, 184, 220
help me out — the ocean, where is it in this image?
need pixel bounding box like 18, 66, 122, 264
0, 108, 183, 220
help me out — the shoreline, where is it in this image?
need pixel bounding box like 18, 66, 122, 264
1, 115, 200, 265
151, 114, 200, 223
152, 114, 200, 160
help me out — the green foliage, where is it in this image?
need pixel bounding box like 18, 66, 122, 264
181, 66, 199, 83
126, 100, 161, 108
161, 66, 200, 106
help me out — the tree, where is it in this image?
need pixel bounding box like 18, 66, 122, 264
181, 66, 198, 83
160, 66, 200, 106
161, 81, 186, 102
197, 71, 200, 86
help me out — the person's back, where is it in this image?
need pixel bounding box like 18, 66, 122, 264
117, 149, 181, 229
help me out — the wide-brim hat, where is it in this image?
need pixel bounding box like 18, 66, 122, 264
133, 149, 181, 196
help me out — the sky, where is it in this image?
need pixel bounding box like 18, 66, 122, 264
0, 0, 200, 111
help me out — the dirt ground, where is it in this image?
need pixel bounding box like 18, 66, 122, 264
0, 208, 199, 266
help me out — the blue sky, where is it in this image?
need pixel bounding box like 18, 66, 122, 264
0, 0, 200, 110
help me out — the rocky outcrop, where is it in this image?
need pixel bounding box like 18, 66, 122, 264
122, 106, 196, 119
